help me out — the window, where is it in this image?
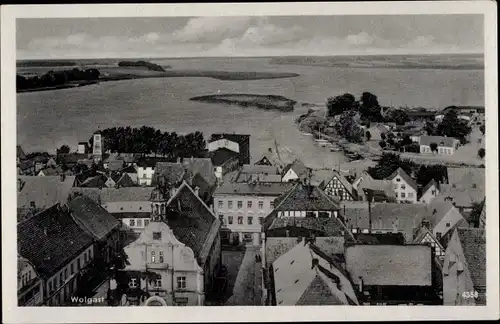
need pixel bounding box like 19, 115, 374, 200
89, 249, 92, 259
258, 201, 264, 209
431, 190, 436, 195
395, 193, 398, 198
77, 258, 80, 271
55, 276, 59, 290
238, 216, 243, 224
177, 276, 187, 289
64, 269, 68, 281
248, 217, 253, 225
259, 217, 264, 225
436, 232, 442, 241
49, 281, 53, 293
228, 201, 233, 209
218, 200, 223, 209
401, 193, 406, 198
228, 216, 233, 225
401, 184, 406, 190
159, 251, 164, 263
237, 201, 243, 209
129, 278, 137, 288
446, 223, 451, 227
139, 207, 142, 210
84, 253, 88, 263
70, 263, 74, 275
144, 219, 149, 227
270, 201, 274, 209
219, 214, 224, 224
129, 219, 135, 227
396, 178, 401, 182
151, 251, 156, 263
155, 279, 162, 288
153, 232, 162, 240
137, 219, 142, 227
408, 192, 414, 198
247, 201, 252, 208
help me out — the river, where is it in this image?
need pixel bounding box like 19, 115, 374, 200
17, 56, 484, 169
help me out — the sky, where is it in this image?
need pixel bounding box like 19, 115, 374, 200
16, 15, 484, 59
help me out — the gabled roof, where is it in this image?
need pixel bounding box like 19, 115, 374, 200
274, 183, 340, 212
137, 157, 170, 168
434, 187, 484, 208
456, 228, 486, 289
57, 153, 90, 165
100, 187, 155, 203
154, 162, 186, 186
282, 159, 308, 178
69, 188, 101, 204
345, 244, 433, 286
115, 173, 136, 188
208, 148, 239, 166
254, 149, 284, 168
370, 203, 430, 240
18, 176, 76, 209
272, 241, 359, 306
386, 167, 418, 192
268, 216, 354, 241
421, 179, 439, 196
181, 158, 216, 186
413, 226, 445, 254
322, 170, 355, 196
121, 165, 137, 174
38, 166, 64, 176
18, 160, 35, 171
17, 204, 94, 279
68, 196, 120, 240
427, 200, 460, 229
108, 159, 125, 171
165, 181, 220, 266
80, 174, 107, 188
419, 136, 458, 147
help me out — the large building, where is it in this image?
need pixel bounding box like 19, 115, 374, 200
17, 204, 95, 306
418, 136, 460, 155
213, 181, 294, 246
116, 181, 222, 306
385, 168, 418, 203
209, 133, 251, 166
18, 256, 44, 306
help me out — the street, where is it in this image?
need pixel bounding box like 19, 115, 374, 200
224, 247, 262, 306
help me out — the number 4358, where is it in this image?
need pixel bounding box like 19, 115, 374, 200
462, 291, 479, 299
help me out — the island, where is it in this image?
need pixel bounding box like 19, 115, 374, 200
117, 60, 170, 72
190, 94, 297, 112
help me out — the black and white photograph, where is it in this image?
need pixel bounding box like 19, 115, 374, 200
2, 2, 498, 322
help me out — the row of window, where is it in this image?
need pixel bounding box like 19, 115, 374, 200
219, 215, 264, 226
217, 200, 274, 210
395, 192, 414, 199
421, 146, 454, 155
129, 276, 186, 289
20, 270, 33, 286
47, 248, 93, 295
128, 218, 150, 227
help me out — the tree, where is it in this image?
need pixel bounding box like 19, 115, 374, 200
365, 131, 372, 141
416, 165, 448, 187
401, 135, 413, 146
335, 110, 364, 143
430, 142, 438, 153
379, 140, 387, 149
367, 152, 416, 179
424, 121, 437, 136
389, 109, 409, 126
479, 124, 485, 135
478, 148, 485, 159
57, 144, 71, 154
359, 92, 382, 121
380, 132, 386, 141
437, 110, 472, 141
327, 93, 357, 117
387, 138, 395, 146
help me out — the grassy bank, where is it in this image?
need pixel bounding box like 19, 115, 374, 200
190, 94, 296, 112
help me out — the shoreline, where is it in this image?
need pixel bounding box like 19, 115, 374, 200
17, 69, 301, 94
190, 94, 296, 112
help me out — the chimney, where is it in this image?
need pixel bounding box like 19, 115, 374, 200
311, 258, 319, 269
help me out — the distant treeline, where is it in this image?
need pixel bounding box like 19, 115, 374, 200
17, 60, 77, 67
90, 126, 206, 159
17, 68, 100, 91
117, 60, 168, 72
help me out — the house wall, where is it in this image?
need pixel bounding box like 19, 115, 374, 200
277, 210, 337, 218
120, 217, 152, 233
419, 232, 445, 259
44, 244, 95, 306
18, 262, 43, 306
443, 232, 478, 305
122, 224, 205, 305
214, 194, 277, 246
391, 175, 418, 203
420, 145, 457, 155
137, 166, 155, 186
324, 177, 354, 201
282, 169, 298, 182
419, 184, 439, 204
432, 208, 464, 239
